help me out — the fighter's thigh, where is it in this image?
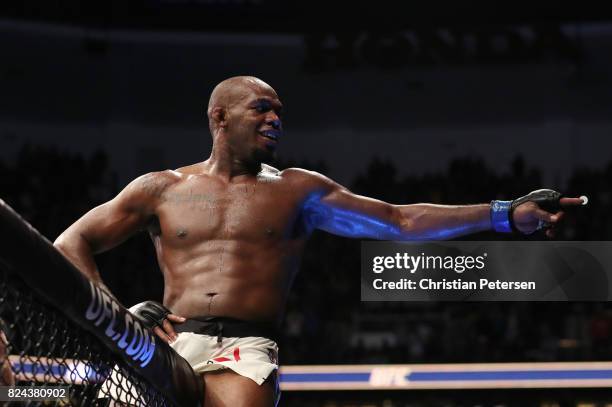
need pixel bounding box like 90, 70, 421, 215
202, 370, 275, 407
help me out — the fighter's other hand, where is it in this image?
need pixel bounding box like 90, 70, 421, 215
129, 301, 186, 344
511, 189, 585, 237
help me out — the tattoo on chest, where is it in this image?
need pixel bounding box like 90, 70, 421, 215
164, 192, 229, 207
141, 175, 277, 216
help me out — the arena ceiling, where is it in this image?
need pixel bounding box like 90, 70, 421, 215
1, 1, 612, 33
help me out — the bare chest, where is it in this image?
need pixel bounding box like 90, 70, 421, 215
154, 177, 302, 242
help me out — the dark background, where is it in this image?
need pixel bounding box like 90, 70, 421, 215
2, 2, 612, 406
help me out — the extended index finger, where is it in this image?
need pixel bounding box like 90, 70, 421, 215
559, 197, 586, 207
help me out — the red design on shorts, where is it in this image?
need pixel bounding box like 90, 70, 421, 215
212, 357, 231, 362
212, 348, 240, 363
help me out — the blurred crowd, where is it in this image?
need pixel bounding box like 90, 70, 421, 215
2, 144, 612, 366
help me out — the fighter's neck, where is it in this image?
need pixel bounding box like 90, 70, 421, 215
204, 149, 261, 180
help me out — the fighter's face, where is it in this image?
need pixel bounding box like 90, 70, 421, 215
225, 84, 283, 165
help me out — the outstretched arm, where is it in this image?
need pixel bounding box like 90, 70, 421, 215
298, 171, 582, 240
53, 171, 174, 284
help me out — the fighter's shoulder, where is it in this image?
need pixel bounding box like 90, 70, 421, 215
279, 167, 337, 191
126, 170, 182, 199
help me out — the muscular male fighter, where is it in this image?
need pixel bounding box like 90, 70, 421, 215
53, 76, 584, 406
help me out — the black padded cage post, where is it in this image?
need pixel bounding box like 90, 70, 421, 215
0, 199, 202, 406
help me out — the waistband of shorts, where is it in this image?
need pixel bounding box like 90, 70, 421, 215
174, 316, 279, 343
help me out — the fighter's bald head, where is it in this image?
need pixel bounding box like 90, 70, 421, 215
207, 76, 277, 134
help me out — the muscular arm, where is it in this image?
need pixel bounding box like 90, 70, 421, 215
53, 172, 173, 283
298, 170, 491, 240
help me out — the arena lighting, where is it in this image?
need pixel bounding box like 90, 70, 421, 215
303, 25, 581, 72
279, 362, 612, 390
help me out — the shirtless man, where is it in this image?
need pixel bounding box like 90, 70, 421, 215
53, 76, 584, 406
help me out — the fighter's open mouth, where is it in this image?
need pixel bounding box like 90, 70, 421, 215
260, 130, 281, 141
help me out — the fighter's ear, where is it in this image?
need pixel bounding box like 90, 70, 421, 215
210, 106, 227, 129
